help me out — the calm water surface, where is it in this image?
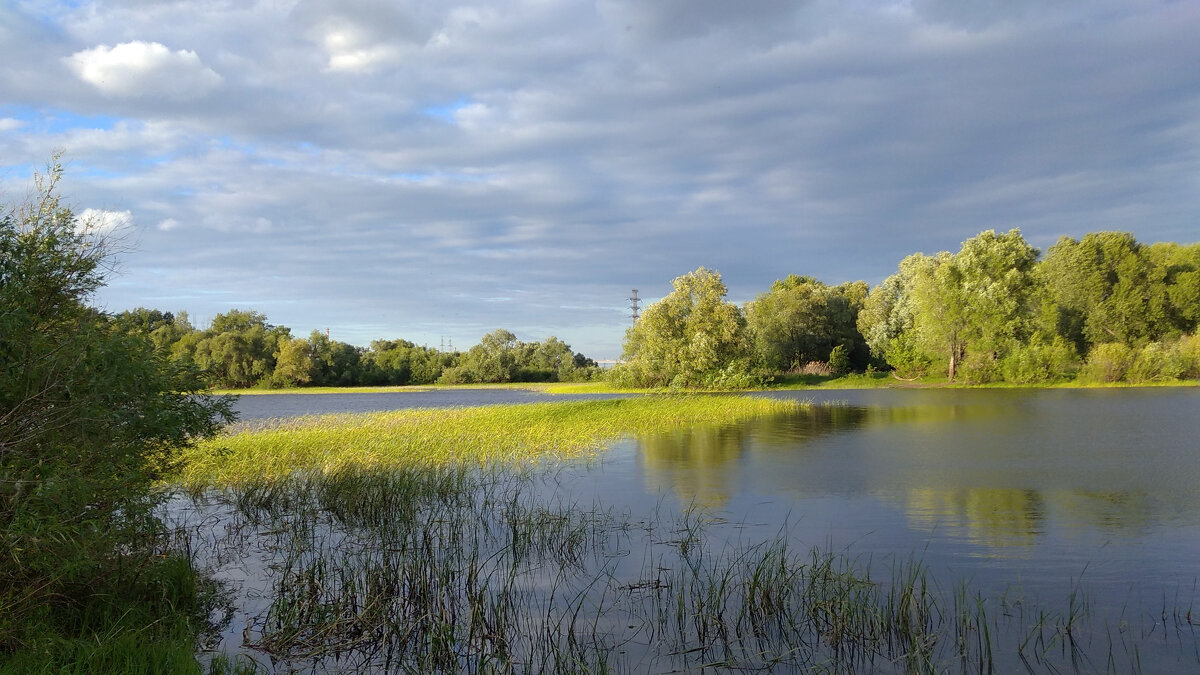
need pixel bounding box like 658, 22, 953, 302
193, 387, 1200, 670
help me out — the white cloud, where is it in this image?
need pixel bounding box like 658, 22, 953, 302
320, 24, 403, 72
78, 208, 133, 235
0, 118, 25, 132
65, 41, 222, 100
157, 218, 181, 231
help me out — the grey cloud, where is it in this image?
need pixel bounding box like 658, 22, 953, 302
4, 0, 1199, 358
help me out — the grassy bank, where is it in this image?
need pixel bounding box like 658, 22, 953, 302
176, 395, 801, 488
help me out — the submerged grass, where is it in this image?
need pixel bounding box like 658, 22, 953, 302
169, 393, 1198, 672
175, 396, 800, 488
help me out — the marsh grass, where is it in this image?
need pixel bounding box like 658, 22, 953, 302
170, 395, 1199, 672
183, 467, 1192, 673
176, 396, 801, 488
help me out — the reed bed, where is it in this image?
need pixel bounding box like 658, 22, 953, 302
176, 395, 799, 488
171, 395, 1198, 673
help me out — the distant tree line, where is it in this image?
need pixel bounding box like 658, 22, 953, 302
113, 309, 600, 389
613, 230, 1200, 387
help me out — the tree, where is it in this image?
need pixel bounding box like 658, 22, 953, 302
909, 251, 971, 381
308, 330, 362, 386
1039, 232, 1173, 352
272, 337, 314, 387
443, 329, 520, 383
902, 229, 1040, 382
615, 267, 749, 388
745, 275, 869, 371
192, 309, 291, 388
0, 161, 233, 655
857, 254, 927, 375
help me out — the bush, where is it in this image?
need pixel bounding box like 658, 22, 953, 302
884, 333, 932, 379
1079, 342, 1135, 383
1128, 341, 1172, 382
960, 351, 1001, 384
828, 344, 850, 375
999, 338, 1079, 384
1166, 333, 1200, 379
0, 161, 234, 659
701, 360, 764, 390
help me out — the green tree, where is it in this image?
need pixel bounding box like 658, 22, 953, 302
442, 329, 520, 383
271, 337, 314, 387
904, 229, 1040, 382
909, 251, 971, 381
1039, 232, 1174, 352
745, 275, 869, 371
0, 161, 233, 657
308, 330, 362, 386
191, 309, 291, 388
615, 267, 749, 388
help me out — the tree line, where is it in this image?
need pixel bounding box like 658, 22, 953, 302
614, 229, 1200, 387
114, 308, 601, 389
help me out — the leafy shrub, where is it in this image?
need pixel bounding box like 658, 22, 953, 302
1128, 341, 1172, 382
701, 360, 764, 389
1165, 333, 1200, 380
960, 351, 1001, 384
828, 344, 850, 375
999, 338, 1079, 384
884, 333, 932, 379
1079, 342, 1135, 383
1, 161, 234, 658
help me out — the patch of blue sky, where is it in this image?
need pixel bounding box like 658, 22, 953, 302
1, 105, 124, 134
12, 0, 76, 30
0, 162, 40, 180
422, 98, 472, 122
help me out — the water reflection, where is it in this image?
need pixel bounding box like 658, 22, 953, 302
634, 390, 1200, 555
903, 488, 1045, 550
637, 405, 868, 508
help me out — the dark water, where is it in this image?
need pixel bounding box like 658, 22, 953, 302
197, 386, 1200, 670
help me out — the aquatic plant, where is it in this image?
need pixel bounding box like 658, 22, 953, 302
175, 396, 800, 487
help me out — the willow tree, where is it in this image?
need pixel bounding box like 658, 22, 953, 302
745, 275, 869, 371
1040, 232, 1177, 352
615, 267, 749, 388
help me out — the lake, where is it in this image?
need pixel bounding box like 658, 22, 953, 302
190, 387, 1200, 671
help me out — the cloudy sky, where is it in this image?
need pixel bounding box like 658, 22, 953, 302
2, 0, 1198, 358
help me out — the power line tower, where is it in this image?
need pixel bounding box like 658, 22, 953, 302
629, 289, 640, 321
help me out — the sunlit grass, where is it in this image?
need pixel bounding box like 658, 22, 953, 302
175, 396, 800, 488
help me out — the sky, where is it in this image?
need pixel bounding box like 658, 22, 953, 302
2, 0, 1198, 359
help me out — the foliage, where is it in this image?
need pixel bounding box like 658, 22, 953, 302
307, 330, 362, 386
271, 337, 314, 388
360, 339, 449, 385
1078, 343, 1136, 383
745, 275, 868, 371
191, 310, 292, 388
1040, 232, 1181, 351
616, 267, 750, 388
856, 254, 923, 369
999, 338, 1078, 384
0, 161, 234, 659
827, 344, 850, 375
